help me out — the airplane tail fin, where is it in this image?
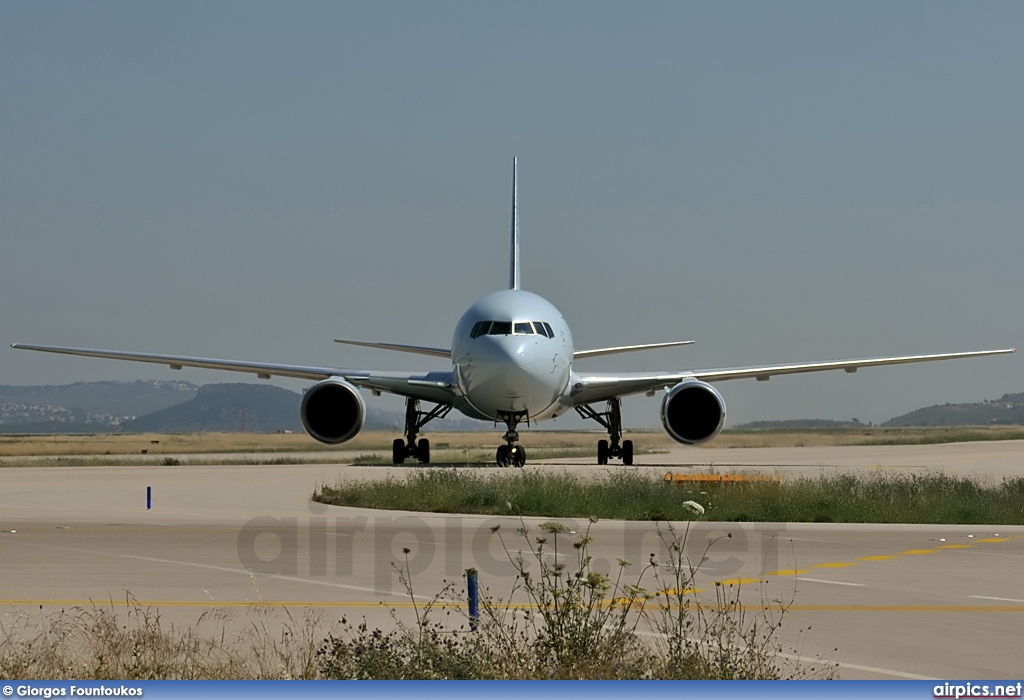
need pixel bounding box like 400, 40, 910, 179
509, 157, 520, 290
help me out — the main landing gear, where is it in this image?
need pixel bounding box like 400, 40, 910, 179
392, 398, 452, 464
495, 410, 527, 468
575, 397, 633, 466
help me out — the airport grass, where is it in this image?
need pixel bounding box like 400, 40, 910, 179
315, 470, 1024, 525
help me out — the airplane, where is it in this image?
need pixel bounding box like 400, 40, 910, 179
12, 159, 1016, 467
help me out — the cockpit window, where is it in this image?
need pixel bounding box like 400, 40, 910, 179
472, 320, 554, 337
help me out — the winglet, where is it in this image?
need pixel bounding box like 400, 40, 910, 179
509, 157, 521, 290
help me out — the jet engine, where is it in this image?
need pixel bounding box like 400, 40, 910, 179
300, 378, 366, 445
660, 379, 727, 445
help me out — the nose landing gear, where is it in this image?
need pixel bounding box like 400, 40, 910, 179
496, 410, 528, 467
575, 397, 634, 465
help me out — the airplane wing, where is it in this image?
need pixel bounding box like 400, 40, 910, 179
573, 340, 695, 359
334, 339, 451, 358
10, 343, 458, 405
569, 348, 1016, 406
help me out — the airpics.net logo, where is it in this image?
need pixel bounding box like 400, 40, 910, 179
934, 682, 1023, 699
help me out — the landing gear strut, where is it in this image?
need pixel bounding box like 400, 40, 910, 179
575, 397, 634, 466
392, 398, 452, 464
495, 410, 527, 468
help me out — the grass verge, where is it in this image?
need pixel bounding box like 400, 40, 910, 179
314, 469, 1024, 524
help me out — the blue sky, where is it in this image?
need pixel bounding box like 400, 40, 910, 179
2, 2, 1020, 427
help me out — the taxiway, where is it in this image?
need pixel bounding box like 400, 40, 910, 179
2, 440, 1023, 679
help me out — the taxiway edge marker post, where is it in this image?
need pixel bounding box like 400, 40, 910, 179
466, 568, 479, 631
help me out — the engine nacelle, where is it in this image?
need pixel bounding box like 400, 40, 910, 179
660, 379, 727, 445
300, 378, 366, 445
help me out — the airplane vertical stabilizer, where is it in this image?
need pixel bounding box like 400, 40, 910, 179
509, 157, 521, 290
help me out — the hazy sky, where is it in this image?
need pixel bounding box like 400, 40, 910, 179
2, 2, 1021, 428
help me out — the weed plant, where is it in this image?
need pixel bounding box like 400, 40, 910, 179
0, 598, 327, 679
315, 521, 833, 679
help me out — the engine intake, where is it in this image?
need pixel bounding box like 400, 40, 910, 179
661, 379, 726, 445
300, 378, 366, 445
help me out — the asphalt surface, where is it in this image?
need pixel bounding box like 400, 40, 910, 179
2, 440, 1023, 679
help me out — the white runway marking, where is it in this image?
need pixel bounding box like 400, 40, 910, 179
776, 652, 938, 680
797, 577, 866, 587
1, 537, 410, 600
968, 595, 1024, 603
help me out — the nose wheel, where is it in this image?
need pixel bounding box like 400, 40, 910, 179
495, 410, 528, 467
576, 397, 634, 466
496, 444, 527, 468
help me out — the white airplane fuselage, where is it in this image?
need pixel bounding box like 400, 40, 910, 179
451, 289, 573, 422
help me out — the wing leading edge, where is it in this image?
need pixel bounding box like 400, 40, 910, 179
574, 340, 695, 359
334, 339, 451, 358
569, 347, 1016, 406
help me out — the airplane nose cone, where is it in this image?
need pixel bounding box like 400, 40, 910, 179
458, 336, 567, 416
475, 336, 537, 388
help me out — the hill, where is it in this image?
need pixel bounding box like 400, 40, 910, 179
0, 379, 460, 434
122, 383, 397, 433
0, 380, 197, 432
882, 392, 1024, 427
733, 419, 870, 430
121, 383, 301, 433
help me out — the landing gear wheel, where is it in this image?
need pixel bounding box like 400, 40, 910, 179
579, 398, 637, 465
509, 445, 526, 468
496, 444, 511, 467
393, 398, 452, 467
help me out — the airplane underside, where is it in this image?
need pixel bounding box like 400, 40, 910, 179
389, 395, 635, 468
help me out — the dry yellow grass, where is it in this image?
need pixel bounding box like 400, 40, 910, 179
0, 425, 1020, 458
0, 432, 323, 457
0, 430, 652, 457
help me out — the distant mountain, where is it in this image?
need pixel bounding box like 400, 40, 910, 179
0, 380, 197, 432
0, 379, 470, 434
121, 383, 398, 433
0, 380, 197, 415
5, 380, 1023, 434
882, 392, 1024, 427
121, 383, 301, 433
